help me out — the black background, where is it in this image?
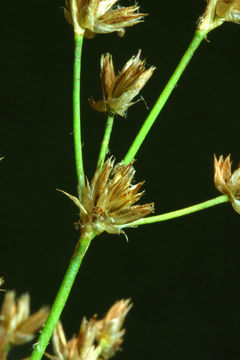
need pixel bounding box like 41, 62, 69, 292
1, 0, 240, 359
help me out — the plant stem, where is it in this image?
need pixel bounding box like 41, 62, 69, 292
73, 34, 85, 197
30, 229, 95, 360
97, 111, 115, 169
123, 29, 207, 165
127, 194, 229, 227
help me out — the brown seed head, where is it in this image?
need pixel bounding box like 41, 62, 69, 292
96, 299, 132, 360
60, 158, 154, 237
198, 0, 240, 31
64, 0, 146, 37
89, 51, 155, 116
46, 317, 99, 360
0, 291, 49, 357
214, 154, 240, 214
46, 300, 131, 360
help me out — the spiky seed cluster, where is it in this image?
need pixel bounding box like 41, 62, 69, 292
46, 299, 132, 360
97, 299, 132, 359
198, 0, 240, 31
89, 51, 155, 116
61, 158, 154, 237
64, 0, 146, 37
214, 154, 240, 214
46, 317, 98, 360
0, 291, 49, 358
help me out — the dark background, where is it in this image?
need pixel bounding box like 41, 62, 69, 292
1, 0, 240, 359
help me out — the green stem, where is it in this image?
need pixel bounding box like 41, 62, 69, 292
123, 29, 207, 164
73, 34, 85, 197
127, 194, 229, 227
5, 342, 11, 359
30, 229, 95, 360
97, 111, 115, 169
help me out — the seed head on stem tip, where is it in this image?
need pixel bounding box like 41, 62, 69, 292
89, 51, 155, 116
214, 154, 240, 214
64, 0, 147, 37
59, 158, 154, 239
198, 0, 240, 32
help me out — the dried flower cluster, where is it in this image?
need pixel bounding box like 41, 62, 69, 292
46, 317, 98, 360
97, 299, 132, 359
64, 0, 146, 37
89, 51, 155, 116
0, 291, 49, 360
198, 0, 240, 31
214, 154, 240, 214
61, 158, 154, 237
46, 299, 131, 360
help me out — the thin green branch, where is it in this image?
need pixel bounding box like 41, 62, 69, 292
30, 229, 96, 360
73, 34, 85, 197
97, 111, 115, 169
123, 29, 207, 164
126, 194, 229, 227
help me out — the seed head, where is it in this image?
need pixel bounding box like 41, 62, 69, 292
89, 51, 155, 116
46, 299, 131, 360
96, 299, 132, 360
0, 291, 49, 358
64, 0, 146, 37
214, 154, 240, 214
198, 0, 240, 32
46, 317, 98, 360
60, 158, 154, 238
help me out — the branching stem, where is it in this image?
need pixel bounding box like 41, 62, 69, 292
73, 34, 85, 197
30, 30, 93, 360
127, 195, 229, 227
30, 229, 96, 360
97, 111, 115, 169
123, 29, 207, 164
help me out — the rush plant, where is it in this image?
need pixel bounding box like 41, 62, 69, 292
1, 0, 240, 359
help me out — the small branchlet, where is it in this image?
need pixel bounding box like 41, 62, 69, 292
64, 0, 146, 37
198, 0, 240, 32
0, 291, 49, 359
214, 154, 240, 214
89, 51, 155, 116
59, 158, 154, 238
